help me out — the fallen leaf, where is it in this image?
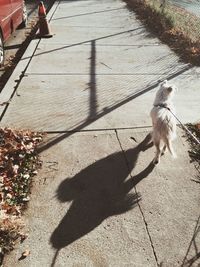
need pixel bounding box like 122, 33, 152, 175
13, 165, 19, 175
20, 233, 28, 243
18, 249, 30, 261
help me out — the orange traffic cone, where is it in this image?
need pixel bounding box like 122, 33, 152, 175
38, 1, 53, 38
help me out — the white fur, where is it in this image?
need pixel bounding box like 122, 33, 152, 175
150, 80, 177, 164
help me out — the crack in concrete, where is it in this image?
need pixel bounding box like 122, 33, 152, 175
136, 198, 159, 267
115, 129, 159, 267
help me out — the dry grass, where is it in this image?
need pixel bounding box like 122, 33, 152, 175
186, 124, 200, 171
147, 0, 200, 42
125, 0, 200, 65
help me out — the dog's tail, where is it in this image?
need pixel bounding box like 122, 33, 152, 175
165, 138, 177, 158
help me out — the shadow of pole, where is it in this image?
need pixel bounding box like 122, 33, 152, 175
37, 63, 191, 155
88, 40, 97, 120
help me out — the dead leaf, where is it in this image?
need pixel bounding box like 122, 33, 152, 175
20, 233, 28, 243
19, 249, 30, 261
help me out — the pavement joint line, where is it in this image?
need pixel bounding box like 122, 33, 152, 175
65, 26, 131, 29
43, 126, 153, 134
42, 124, 194, 135
33, 43, 162, 47
135, 196, 159, 266
24, 72, 194, 76
115, 129, 159, 266
48, 0, 61, 22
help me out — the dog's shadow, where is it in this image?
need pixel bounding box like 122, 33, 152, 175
50, 134, 154, 251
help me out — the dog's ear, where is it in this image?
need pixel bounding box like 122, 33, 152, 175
160, 80, 168, 87
168, 85, 178, 93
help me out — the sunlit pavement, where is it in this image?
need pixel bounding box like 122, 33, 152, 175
2, 1, 200, 266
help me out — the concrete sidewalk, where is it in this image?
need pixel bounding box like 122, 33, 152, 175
1, 0, 200, 266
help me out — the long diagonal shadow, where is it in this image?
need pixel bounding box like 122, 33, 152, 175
6, 4, 191, 154
50, 134, 154, 266
24, 27, 145, 60
37, 63, 192, 154
51, 7, 125, 21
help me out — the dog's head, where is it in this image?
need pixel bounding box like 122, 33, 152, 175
160, 80, 177, 97
154, 80, 177, 104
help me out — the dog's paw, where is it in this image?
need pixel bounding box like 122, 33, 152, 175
153, 158, 159, 165
161, 151, 166, 156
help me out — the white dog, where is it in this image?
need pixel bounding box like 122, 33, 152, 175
150, 80, 177, 164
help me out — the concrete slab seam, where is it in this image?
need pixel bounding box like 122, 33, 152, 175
115, 129, 159, 266
28, 44, 163, 47
23, 72, 195, 76
47, 0, 61, 22
44, 126, 153, 134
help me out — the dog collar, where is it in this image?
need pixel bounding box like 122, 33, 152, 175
154, 103, 170, 111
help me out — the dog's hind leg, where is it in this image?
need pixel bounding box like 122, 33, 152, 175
161, 144, 167, 156
164, 138, 177, 158
153, 140, 161, 164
